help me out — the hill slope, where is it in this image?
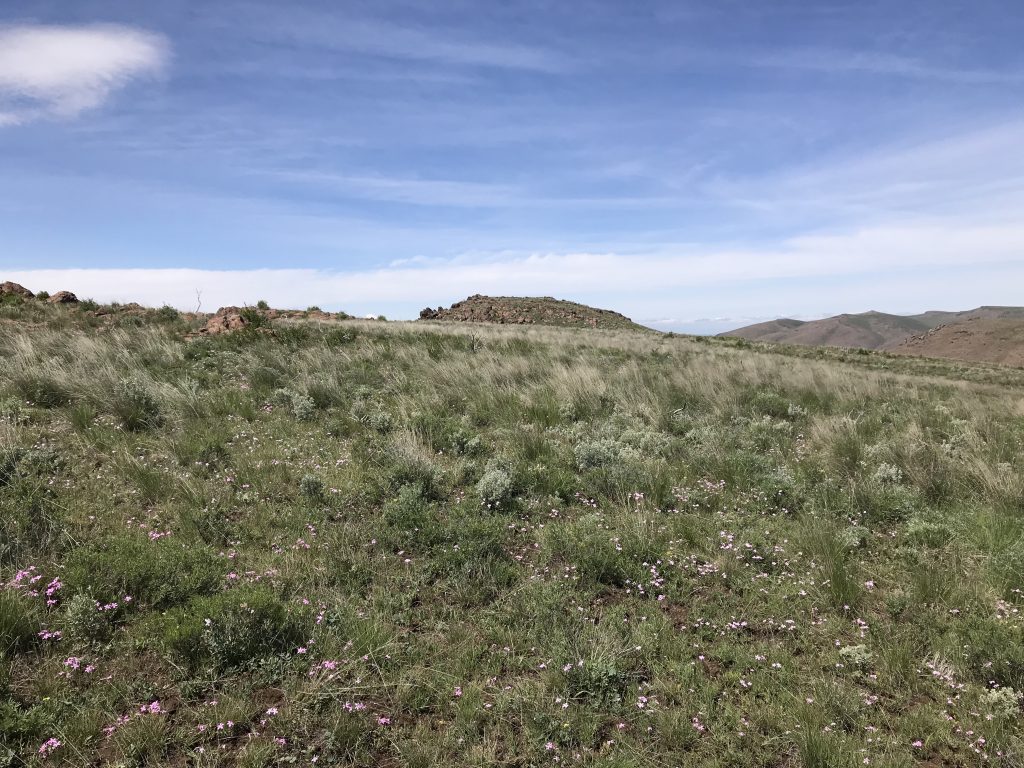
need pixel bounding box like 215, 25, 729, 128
724, 311, 932, 349
1, 314, 1023, 765
722, 306, 1024, 361
419, 294, 649, 330
889, 316, 1024, 366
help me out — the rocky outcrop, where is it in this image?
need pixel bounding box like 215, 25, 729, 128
199, 307, 250, 335
1, 281, 34, 299
47, 291, 79, 304
417, 295, 646, 331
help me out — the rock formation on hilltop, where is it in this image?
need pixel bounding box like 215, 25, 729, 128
1, 281, 34, 299
418, 295, 649, 331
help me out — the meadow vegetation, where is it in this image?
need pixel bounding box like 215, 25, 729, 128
1, 298, 1022, 766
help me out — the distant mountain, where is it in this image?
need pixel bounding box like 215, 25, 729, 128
722, 311, 937, 349
418, 295, 651, 331
720, 306, 1024, 365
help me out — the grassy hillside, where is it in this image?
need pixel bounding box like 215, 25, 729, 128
1, 299, 1023, 767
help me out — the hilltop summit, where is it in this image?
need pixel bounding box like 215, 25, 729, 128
418, 294, 649, 331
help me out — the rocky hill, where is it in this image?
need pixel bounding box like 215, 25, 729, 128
419, 295, 649, 330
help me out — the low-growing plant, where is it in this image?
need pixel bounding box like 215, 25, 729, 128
12, 373, 71, 408
476, 463, 514, 508
112, 376, 164, 431
64, 536, 222, 608
299, 473, 326, 503
153, 587, 308, 672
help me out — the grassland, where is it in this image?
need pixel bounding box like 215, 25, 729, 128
1, 298, 1023, 767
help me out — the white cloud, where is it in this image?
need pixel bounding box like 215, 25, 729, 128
7, 217, 1023, 326
0, 24, 168, 125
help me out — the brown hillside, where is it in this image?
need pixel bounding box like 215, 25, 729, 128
887, 318, 1024, 367
722, 307, 1024, 353
723, 311, 931, 349
418, 295, 649, 331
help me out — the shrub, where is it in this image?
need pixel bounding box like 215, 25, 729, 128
154, 587, 308, 671
574, 438, 630, 470
383, 483, 439, 548
981, 687, 1021, 719
34, 290, 50, 300
871, 462, 904, 486
64, 536, 222, 609
61, 592, 110, 644
838, 644, 872, 668
12, 374, 71, 408
241, 305, 271, 329
256, 299, 270, 310
112, 377, 163, 431
476, 465, 514, 508
299, 473, 326, 503
274, 388, 317, 421
155, 305, 180, 322
79, 298, 99, 311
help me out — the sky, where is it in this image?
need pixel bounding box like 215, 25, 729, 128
1, 1, 1023, 332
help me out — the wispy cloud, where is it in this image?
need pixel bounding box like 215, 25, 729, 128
226, 6, 572, 74
0, 24, 168, 126
704, 118, 1024, 223
756, 49, 1024, 85
272, 171, 522, 207
0, 24, 167, 126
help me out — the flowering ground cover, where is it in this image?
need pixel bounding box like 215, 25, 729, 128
1, 299, 1023, 766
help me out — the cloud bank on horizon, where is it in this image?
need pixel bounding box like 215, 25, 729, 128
1, 1, 1022, 331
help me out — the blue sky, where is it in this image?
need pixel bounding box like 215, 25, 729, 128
2, 1, 1023, 331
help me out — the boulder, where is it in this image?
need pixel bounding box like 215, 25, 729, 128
47, 291, 78, 304
0, 281, 33, 299
200, 307, 249, 335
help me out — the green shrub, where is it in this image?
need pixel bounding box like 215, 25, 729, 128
154, 587, 308, 671
12, 374, 71, 408
574, 437, 631, 470
256, 299, 270, 310
155, 305, 180, 322
64, 536, 221, 608
476, 465, 514, 508
274, 388, 317, 421
383, 483, 439, 548
112, 376, 163, 431
61, 592, 110, 645
299, 473, 326, 503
